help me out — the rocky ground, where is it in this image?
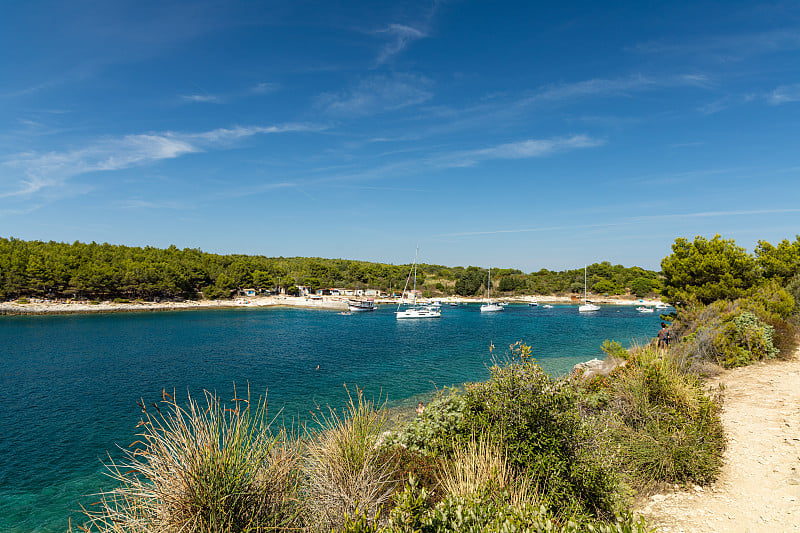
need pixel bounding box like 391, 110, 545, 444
637, 351, 800, 532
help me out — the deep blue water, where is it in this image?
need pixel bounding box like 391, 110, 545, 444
0, 303, 663, 532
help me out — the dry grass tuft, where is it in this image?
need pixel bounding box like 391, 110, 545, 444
77, 385, 303, 532
437, 437, 534, 508
303, 387, 396, 531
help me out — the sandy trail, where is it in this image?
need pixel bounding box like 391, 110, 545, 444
637, 352, 800, 532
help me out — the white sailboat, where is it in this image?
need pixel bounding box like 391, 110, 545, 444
578, 265, 600, 313
396, 248, 441, 319
480, 267, 503, 313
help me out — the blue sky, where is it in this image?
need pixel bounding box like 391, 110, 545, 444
2, 1, 799, 271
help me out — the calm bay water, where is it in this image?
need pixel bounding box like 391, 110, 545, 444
0, 303, 662, 532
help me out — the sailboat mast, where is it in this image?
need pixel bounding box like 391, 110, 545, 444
412, 247, 418, 306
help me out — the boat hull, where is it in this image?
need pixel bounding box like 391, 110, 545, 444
396, 307, 441, 319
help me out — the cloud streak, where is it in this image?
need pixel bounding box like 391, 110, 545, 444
317, 73, 433, 117
440, 135, 604, 167
376, 24, 426, 64
768, 83, 800, 105
2, 123, 324, 199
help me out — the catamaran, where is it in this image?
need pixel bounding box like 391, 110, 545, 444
396, 248, 441, 319
480, 267, 503, 313
578, 265, 600, 313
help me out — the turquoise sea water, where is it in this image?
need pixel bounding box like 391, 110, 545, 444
0, 303, 663, 532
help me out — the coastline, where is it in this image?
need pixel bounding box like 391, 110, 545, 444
0, 294, 666, 316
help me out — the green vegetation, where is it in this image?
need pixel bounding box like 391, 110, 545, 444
0, 237, 660, 301
76, 232, 799, 531
661, 234, 799, 369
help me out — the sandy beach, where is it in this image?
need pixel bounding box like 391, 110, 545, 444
0, 294, 665, 316
0, 295, 347, 315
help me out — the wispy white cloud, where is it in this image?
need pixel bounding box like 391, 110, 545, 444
632, 29, 800, 62
2, 123, 324, 199
318, 73, 433, 117
181, 93, 221, 103
768, 83, 800, 105
632, 208, 800, 221
698, 94, 755, 115
528, 74, 710, 104
119, 199, 191, 210
441, 135, 604, 168
376, 24, 426, 64
250, 82, 279, 95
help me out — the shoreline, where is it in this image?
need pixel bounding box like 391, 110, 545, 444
0, 294, 667, 316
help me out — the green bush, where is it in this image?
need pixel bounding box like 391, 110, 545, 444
461, 346, 623, 518
387, 346, 624, 519
362, 480, 653, 533
605, 347, 725, 485
386, 388, 468, 457
714, 311, 778, 367
378, 446, 442, 504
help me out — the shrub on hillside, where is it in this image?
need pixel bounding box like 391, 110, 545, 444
385, 387, 468, 457
387, 345, 624, 519
603, 346, 725, 485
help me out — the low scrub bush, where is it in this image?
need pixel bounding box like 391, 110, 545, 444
378, 445, 442, 505
604, 346, 725, 486
714, 311, 778, 367
385, 387, 468, 457
461, 344, 624, 518
345, 479, 652, 533
78, 387, 303, 532
669, 289, 794, 369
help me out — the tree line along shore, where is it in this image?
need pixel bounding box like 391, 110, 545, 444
0, 237, 662, 303
69, 234, 800, 532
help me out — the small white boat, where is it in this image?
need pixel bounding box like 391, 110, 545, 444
428, 300, 442, 308
655, 302, 670, 310
578, 265, 600, 313
480, 267, 503, 313
542, 304, 553, 309
529, 302, 539, 307
348, 298, 375, 312
636, 306, 654, 313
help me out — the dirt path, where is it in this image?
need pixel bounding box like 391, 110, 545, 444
637, 352, 800, 532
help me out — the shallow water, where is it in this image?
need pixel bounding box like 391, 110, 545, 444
0, 303, 662, 531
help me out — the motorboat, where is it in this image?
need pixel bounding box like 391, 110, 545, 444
528, 301, 539, 307
348, 298, 375, 312
542, 304, 553, 309
636, 306, 654, 313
